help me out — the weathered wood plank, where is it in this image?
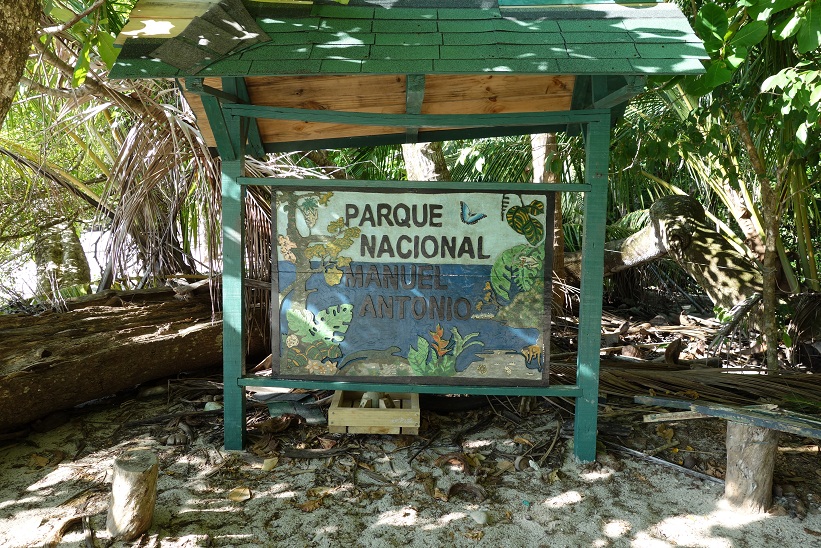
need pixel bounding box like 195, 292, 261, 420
245, 75, 408, 111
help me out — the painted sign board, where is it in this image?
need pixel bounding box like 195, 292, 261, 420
272, 185, 554, 386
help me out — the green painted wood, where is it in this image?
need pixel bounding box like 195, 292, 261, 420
689, 403, 821, 439
634, 43, 709, 59
557, 20, 627, 33
255, 122, 578, 152
555, 58, 635, 74
237, 377, 583, 397
405, 73, 425, 143
223, 77, 265, 159
563, 32, 635, 44
222, 156, 247, 451
221, 103, 610, 127
437, 20, 497, 33
573, 116, 610, 462
592, 75, 646, 109
236, 177, 591, 194
196, 87, 237, 160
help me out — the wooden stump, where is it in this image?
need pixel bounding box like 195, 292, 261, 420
106, 450, 159, 540
724, 421, 779, 513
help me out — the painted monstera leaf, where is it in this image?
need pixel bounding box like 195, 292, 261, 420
506, 200, 545, 245
287, 304, 353, 344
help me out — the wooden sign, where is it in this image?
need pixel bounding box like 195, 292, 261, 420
272, 185, 554, 386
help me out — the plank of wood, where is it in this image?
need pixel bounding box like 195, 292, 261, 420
245, 75, 408, 111
689, 402, 821, 439
643, 410, 712, 423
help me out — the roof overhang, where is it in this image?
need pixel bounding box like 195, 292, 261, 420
110, 0, 706, 152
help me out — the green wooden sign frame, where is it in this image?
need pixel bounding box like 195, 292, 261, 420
218, 110, 610, 462
268, 180, 557, 387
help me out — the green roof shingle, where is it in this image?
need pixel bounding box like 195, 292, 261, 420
113, 0, 707, 79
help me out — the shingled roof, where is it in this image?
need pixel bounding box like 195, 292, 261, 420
110, 0, 705, 152
112, 0, 705, 78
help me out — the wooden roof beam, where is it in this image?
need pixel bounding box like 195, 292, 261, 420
591, 75, 647, 110
405, 74, 425, 144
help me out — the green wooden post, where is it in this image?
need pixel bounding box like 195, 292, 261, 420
574, 115, 610, 461
222, 125, 247, 450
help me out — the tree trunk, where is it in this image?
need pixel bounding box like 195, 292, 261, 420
564, 195, 763, 313
33, 221, 91, 296
107, 450, 159, 540
401, 142, 451, 181
0, 0, 39, 130
732, 109, 782, 371
724, 422, 778, 513
0, 286, 264, 432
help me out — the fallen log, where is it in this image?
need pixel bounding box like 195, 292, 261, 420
564, 195, 763, 313
0, 286, 263, 432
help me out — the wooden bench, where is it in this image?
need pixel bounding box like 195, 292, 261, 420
636, 396, 821, 513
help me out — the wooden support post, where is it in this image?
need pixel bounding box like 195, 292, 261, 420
222, 156, 247, 451
106, 450, 159, 540
573, 115, 610, 462
724, 421, 779, 513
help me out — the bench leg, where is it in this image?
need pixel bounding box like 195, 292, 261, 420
724, 421, 779, 513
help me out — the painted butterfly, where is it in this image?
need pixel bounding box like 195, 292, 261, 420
460, 201, 487, 225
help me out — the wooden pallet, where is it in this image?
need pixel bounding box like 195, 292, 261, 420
328, 391, 420, 435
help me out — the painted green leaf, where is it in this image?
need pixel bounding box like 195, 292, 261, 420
506, 205, 544, 245
728, 21, 768, 49
287, 304, 353, 344
314, 304, 353, 343
408, 337, 430, 375
491, 244, 529, 301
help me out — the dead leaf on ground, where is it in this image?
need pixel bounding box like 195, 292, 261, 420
306, 486, 334, 498
249, 434, 279, 456
228, 486, 252, 502
494, 460, 515, 476
448, 482, 487, 502
434, 452, 472, 472
318, 437, 337, 450
299, 497, 325, 512
513, 436, 533, 447
664, 338, 683, 364
258, 415, 299, 434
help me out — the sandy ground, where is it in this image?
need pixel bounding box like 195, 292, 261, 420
1, 384, 820, 548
